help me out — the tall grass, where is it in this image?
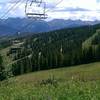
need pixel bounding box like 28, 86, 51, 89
0, 62, 100, 100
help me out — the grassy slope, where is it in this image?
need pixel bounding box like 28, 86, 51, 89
82, 29, 100, 49
0, 62, 100, 100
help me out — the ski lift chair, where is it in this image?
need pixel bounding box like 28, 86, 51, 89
25, 0, 47, 20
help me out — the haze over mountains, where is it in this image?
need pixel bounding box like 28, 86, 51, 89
0, 18, 100, 36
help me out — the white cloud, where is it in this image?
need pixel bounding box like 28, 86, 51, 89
46, 0, 100, 20
57, 0, 100, 10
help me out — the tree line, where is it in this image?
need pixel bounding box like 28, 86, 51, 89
11, 25, 100, 76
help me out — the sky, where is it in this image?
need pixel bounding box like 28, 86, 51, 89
0, 0, 100, 21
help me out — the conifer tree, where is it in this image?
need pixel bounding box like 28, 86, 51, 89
0, 55, 7, 81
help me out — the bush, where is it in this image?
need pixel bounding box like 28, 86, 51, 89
0, 70, 7, 81
39, 75, 58, 87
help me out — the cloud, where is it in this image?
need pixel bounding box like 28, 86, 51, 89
52, 7, 91, 12
48, 10, 100, 21
47, 0, 100, 20
57, 0, 100, 10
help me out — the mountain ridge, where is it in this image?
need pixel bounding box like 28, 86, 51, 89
0, 18, 100, 36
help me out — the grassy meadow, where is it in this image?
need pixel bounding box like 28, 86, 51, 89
0, 62, 100, 100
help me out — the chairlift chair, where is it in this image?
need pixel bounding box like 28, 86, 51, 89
25, 0, 47, 20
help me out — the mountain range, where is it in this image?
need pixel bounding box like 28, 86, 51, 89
0, 18, 100, 36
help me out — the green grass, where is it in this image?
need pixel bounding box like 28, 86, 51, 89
0, 62, 100, 100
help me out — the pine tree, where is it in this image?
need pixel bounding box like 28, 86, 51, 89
0, 55, 7, 81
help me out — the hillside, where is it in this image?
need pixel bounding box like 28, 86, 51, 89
0, 24, 100, 78
0, 62, 100, 99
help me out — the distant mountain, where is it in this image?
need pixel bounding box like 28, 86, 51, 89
48, 19, 87, 30
0, 24, 16, 36
0, 18, 100, 36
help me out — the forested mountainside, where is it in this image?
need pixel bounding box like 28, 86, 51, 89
4, 24, 99, 76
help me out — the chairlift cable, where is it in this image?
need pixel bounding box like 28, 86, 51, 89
1, 0, 64, 34
45, 0, 63, 13
0, 0, 26, 32
0, 0, 24, 19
